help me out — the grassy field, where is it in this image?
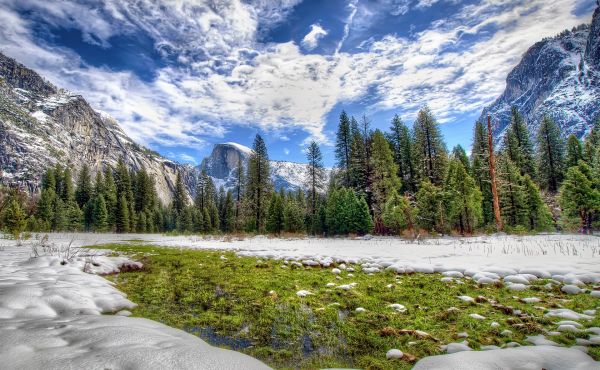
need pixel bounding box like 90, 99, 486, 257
99, 244, 600, 369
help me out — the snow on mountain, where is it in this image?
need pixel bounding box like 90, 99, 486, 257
199, 143, 330, 192
0, 52, 197, 203
483, 6, 600, 141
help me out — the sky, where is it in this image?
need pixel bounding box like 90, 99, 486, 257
0, 0, 597, 166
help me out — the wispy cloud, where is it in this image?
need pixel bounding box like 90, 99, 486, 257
0, 0, 594, 154
301, 23, 328, 50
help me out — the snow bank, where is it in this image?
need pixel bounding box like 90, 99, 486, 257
413, 346, 598, 370
0, 236, 269, 369
0, 315, 268, 370
102, 233, 600, 289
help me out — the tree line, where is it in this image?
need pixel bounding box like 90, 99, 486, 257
1, 106, 599, 237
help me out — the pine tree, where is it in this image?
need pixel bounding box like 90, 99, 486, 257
209, 202, 220, 231
137, 211, 147, 233
2, 198, 26, 239
65, 200, 83, 231
451, 145, 471, 174
387, 115, 416, 193
471, 121, 494, 226
92, 194, 108, 232
415, 180, 445, 233
135, 167, 156, 213
382, 192, 413, 235
234, 157, 244, 230
36, 188, 55, 230
172, 171, 187, 214
506, 107, 536, 178
369, 130, 401, 224
283, 195, 304, 233
61, 167, 75, 202
222, 191, 235, 232
103, 168, 118, 230
444, 159, 482, 234
413, 107, 448, 185
559, 161, 600, 233
75, 164, 92, 209
115, 158, 134, 230
116, 193, 130, 233
349, 126, 366, 191
266, 193, 284, 234
522, 175, 552, 231
566, 134, 583, 169
353, 193, 373, 235
245, 134, 272, 232
305, 141, 325, 234
583, 118, 600, 164
536, 116, 565, 192
41, 167, 57, 192
335, 111, 352, 187
497, 156, 527, 229
52, 197, 67, 231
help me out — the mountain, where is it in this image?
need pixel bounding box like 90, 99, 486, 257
0, 52, 324, 201
483, 6, 600, 141
0, 52, 197, 203
199, 142, 330, 192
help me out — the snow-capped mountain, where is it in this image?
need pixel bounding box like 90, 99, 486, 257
483, 5, 600, 140
0, 52, 197, 203
199, 142, 330, 192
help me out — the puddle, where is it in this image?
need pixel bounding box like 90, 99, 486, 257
187, 327, 252, 351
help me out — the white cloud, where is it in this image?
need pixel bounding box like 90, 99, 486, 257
283, 148, 290, 155
415, 0, 441, 10
0, 0, 594, 154
177, 153, 198, 164
301, 24, 328, 50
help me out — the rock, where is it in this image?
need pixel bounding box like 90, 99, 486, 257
296, 290, 312, 298
469, 313, 486, 320
386, 349, 403, 359
331, 268, 341, 275
389, 303, 407, 313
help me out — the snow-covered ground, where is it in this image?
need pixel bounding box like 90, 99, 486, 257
1, 232, 599, 369
121, 233, 600, 290
0, 236, 269, 370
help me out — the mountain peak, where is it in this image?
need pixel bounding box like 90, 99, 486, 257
483, 13, 600, 141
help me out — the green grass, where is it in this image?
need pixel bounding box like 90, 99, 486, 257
98, 244, 600, 369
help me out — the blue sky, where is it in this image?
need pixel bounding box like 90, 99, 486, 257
0, 0, 597, 166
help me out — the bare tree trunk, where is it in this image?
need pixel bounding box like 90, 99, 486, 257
487, 116, 503, 231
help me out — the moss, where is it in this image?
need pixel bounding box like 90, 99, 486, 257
99, 244, 600, 369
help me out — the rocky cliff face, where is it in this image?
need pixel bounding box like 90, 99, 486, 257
0, 52, 196, 203
199, 143, 330, 191
483, 6, 600, 140
0, 52, 327, 199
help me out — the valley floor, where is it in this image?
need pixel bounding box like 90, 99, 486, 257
0, 233, 599, 369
